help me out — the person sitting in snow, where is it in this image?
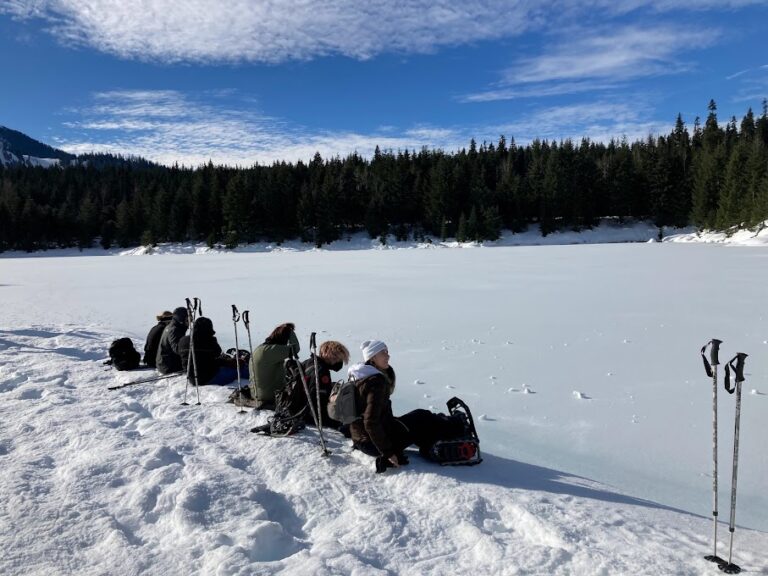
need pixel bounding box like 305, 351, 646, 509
300, 340, 350, 428
143, 310, 173, 368
156, 307, 188, 374
248, 322, 300, 409
179, 316, 246, 385
349, 340, 469, 472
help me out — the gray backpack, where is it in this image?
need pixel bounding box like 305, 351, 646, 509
327, 378, 361, 424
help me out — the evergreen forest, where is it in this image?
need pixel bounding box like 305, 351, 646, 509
1, 100, 767, 252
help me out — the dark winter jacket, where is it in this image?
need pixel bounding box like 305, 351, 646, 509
179, 317, 222, 385
349, 364, 399, 458
156, 307, 188, 374
249, 331, 300, 406
143, 320, 170, 367
300, 355, 343, 428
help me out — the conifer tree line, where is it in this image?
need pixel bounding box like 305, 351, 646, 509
1, 100, 767, 252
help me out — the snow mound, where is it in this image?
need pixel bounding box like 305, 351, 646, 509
665, 221, 768, 246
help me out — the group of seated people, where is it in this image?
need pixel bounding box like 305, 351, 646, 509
142, 308, 472, 471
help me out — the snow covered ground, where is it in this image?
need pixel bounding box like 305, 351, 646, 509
1, 242, 767, 575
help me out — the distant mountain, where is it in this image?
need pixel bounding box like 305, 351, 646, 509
0, 126, 155, 168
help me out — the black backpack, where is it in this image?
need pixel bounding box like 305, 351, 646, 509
106, 338, 141, 371
262, 357, 314, 436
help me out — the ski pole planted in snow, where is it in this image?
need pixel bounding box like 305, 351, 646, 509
310, 332, 324, 436
701, 338, 725, 565
231, 305, 245, 414
243, 310, 254, 412
719, 352, 748, 575
182, 297, 202, 406
291, 343, 330, 457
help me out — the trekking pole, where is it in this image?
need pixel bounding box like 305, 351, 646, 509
181, 298, 196, 406
701, 339, 725, 565
191, 298, 202, 405
231, 305, 246, 414
242, 310, 254, 358
719, 352, 748, 575
291, 343, 330, 456
243, 310, 254, 415
310, 332, 324, 436
108, 372, 182, 390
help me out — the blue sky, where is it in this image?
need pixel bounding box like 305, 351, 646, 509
1, 0, 767, 166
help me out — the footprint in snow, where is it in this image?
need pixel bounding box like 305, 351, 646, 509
572, 391, 591, 400
478, 414, 495, 422
423, 394, 432, 399
622, 339, 631, 344
413, 379, 425, 385
445, 385, 455, 389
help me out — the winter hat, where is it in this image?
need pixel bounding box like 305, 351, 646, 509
361, 340, 387, 362
157, 310, 173, 321
172, 307, 188, 323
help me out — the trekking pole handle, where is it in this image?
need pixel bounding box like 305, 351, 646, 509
710, 339, 722, 366
242, 310, 249, 328
732, 353, 748, 383
195, 298, 202, 316
701, 339, 723, 378
310, 332, 317, 351
724, 352, 748, 393
232, 304, 240, 322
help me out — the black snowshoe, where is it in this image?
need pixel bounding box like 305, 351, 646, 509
427, 397, 483, 466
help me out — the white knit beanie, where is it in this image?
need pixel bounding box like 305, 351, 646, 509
361, 340, 387, 362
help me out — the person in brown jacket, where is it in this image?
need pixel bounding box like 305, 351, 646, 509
348, 340, 412, 470
348, 340, 472, 472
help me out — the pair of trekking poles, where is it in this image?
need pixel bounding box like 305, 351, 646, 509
701, 339, 748, 575
108, 296, 205, 392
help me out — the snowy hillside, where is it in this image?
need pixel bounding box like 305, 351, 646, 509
1, 243, 767, 575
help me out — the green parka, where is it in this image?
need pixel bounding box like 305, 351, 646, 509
248, 331, 300, 406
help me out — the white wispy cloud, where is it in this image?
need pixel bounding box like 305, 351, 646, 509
489, 101, 673, 144
461, 24, 716, 102
460, 81, 621, 103
504, 25, 714, 85
0, 0, 544, 63
54, 90, 675, 165
730, 68, 768, 103
2, 0, 762, 64
55, 90, 469, 165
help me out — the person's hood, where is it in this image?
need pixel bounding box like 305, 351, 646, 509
193, 316, 214, 338
172, 307, 188, 324
347, 363, 382, 381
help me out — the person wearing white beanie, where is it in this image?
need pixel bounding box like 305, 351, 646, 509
348, 339, 477, 473
361, 340, 388, 363
347, 339, 408, 470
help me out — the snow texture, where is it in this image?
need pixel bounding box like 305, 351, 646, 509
1, 242, 767, 575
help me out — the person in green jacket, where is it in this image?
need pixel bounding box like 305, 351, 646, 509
249, 322, 300, 409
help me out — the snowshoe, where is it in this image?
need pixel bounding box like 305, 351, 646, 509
428, 397, 482, 466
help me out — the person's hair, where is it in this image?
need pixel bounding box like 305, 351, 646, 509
319, 341, 350, 364
264, 322, 295, 346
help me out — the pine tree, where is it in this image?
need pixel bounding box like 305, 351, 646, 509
717, 141, 750, 230
456, 212, 468, 242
